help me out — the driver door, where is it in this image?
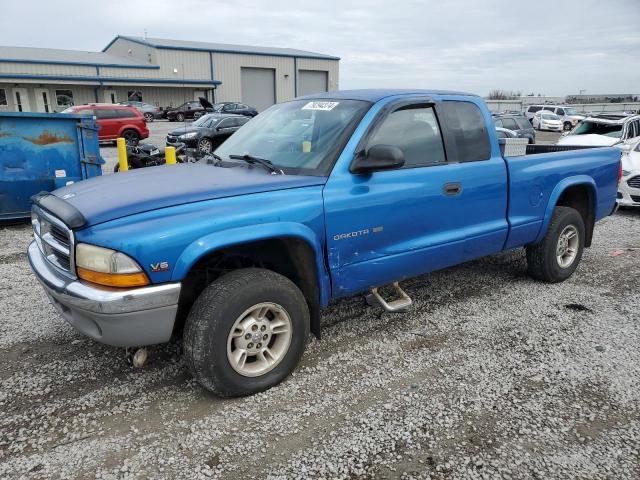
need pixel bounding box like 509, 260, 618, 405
323, 98, 508, 298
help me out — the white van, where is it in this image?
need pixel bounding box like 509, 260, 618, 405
524, 105, 585, 131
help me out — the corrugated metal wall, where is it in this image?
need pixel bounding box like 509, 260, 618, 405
213, 52, 295, 103
296, 58, 339, 91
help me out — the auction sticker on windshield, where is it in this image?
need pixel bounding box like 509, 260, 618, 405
302, 101, 339, 111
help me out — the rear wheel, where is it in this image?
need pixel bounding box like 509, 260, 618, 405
184, 268, 309, 397
526, 206, 585, 283
144, 112, 154, 122
121, 129, 140, 146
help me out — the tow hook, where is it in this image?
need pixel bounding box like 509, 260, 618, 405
126, 347, 149, 368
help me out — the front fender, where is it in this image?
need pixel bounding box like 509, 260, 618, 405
534, 175, 597, 244
172, 221, 331, 307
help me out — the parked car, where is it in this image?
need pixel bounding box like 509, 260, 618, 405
495, 127, 518, 138
166, 98, 213, 122
62, 104, 149, 145
119, 101, 162, 122
493, 113, 536, 143
211, 102, 258, 117
29, 89, 620, 397
617, 139, 640, 207
166, 113, 250, 153
532, 111, 563, 131
524, 105, 585, 131
557, 114, 640, 147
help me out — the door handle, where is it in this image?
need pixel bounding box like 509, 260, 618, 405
443, 182, 462, 196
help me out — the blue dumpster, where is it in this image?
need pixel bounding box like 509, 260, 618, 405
0, 111, 104, 220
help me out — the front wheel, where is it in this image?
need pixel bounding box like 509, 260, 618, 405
176, 113, 185, 122
197, 137, 213, 154
184, 268, 310, 397
144, 112, 154, 123
563, 122, 572, 131
526, 206, 585, 283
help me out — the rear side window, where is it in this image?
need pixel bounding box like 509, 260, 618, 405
515, 116, 532, 129
500, 118, 519, 130
440, 101, 491, 162
366, 105, 446, 168
528, 106, 543, 113
556, 108, 565, 115
113, 109, 138, 118
95, 109, 116, 119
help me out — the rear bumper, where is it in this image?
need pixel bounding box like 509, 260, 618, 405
28, 241, 181, 347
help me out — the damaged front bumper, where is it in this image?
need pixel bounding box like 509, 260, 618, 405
28, 241, 181, 347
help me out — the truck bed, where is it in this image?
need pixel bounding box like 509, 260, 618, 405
502, 143, 620, 250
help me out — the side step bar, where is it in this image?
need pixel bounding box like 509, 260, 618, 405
366, 282, 412, 312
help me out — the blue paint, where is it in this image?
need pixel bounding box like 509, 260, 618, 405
0, 74, 221, 86
0, 112, 103, 220
46, 90, 619, 308
0, 58, 160, 69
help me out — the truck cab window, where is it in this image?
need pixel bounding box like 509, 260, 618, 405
366, 105, 446, 168
441, 101, 491, 162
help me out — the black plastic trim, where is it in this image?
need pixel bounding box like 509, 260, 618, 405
31, 192, 86, 229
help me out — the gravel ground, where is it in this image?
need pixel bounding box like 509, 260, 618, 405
1, 125, 638, 479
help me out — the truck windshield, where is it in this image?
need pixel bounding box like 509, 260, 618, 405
214, 99, 371, 176
571, 121, 623, 138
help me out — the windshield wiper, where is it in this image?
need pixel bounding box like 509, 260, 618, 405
228, 154, 284, 175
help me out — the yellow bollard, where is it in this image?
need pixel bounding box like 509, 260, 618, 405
116, 138, 128, 172
165, 146, 177, 165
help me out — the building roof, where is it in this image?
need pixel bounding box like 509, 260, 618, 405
0, 45, 157, 69
296, 89, 476, 102
106, 35, 340, 60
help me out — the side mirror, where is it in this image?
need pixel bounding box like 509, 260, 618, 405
350, 145, 405, 174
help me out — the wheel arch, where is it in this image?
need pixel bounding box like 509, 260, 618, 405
172, 223, 330, 338
536, 176, 597, 246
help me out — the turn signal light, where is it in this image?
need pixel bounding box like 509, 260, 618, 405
77, 267, 150, 288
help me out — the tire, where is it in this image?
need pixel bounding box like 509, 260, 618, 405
184, 268, 310, 397
121, 129, 140, 146
176, 113, 185, 122
526, 206, 585, 283
197, 137, 213, 154
563, 122, 572, 131
144, 112, 154, 123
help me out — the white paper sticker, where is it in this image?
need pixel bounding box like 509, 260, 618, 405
302, 101, 339, 111
55, 169, 66, 178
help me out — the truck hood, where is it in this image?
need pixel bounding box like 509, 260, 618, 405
53, 164, 325, 227
557, 134, 622, 147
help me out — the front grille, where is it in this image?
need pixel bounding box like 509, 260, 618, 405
32, 206, 75, 277
631, 195, 640, 203
627, 176, 640, 189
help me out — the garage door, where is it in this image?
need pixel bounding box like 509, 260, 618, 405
298, 70, 328, 97
241, 67, 276, 112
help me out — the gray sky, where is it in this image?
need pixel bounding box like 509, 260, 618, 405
2, 0, 639, 96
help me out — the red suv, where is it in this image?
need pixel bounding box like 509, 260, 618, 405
62, 104, 149, 145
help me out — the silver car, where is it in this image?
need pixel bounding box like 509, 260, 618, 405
119, 101, 160, 122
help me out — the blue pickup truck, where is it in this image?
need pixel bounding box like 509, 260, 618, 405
28, 89, 621, 396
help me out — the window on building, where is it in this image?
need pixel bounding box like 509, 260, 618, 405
0, 89, 7, 106
55, 89, 74, 107
366, 105, 447, 168
440, 101, 491, 162
127, 90, 143, 102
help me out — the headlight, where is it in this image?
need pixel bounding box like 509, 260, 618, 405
75, 243, 149, 287
179, 132, 198, 140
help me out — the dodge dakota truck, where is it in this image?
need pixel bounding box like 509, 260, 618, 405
28, 89, 621, 397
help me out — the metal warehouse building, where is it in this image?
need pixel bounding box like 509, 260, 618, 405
0, 35, 340, 113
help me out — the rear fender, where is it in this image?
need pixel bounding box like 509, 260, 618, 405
172, 222, 331, 307
534, 176, 597, 244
